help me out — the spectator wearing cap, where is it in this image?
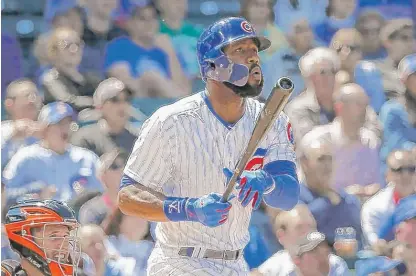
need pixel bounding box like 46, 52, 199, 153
257, 209, 350, 276
262, 18, 315, 101
286, 47, 381, 145
355, 10, 387, 61
378, 194, 416, 275
309, 83, 382, 195
1, 79, 42, 172
79, 149, 128, 225
2, 101, 103, 205
104, 3, 190, 98
314, 0, 358, 46
378, 54, 416, 171
296, 130, 363, 249
40, 27, 102, 112
361, 149, 416, 248
70, 78, 138, 157
154, 0, 203, 79
376, 18, 415, 99
330, 28, 364, 82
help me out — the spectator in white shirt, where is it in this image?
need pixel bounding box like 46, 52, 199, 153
361, 149, 416, 249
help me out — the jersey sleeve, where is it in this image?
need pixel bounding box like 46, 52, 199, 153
123, 112, 176, 192
263, 112, 296, 165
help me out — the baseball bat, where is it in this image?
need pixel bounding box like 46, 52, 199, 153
221, 77, 294, 202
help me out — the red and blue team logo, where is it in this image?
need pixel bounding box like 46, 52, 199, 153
245, 148, 266, 171
241, 21, 253, 33
287, 122, 295, 145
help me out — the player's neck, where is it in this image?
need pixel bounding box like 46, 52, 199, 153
21, 258, 44, 276
206, 82, 245, 124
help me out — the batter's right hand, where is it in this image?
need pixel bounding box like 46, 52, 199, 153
185, 193, 234, 227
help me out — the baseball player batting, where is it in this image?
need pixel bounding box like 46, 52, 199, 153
118, 17, 300, 276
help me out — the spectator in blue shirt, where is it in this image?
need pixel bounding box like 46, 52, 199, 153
2, 102, 103, 205
314, 0, 358, 45
296, 129, 363, 250
379, 53, 416, 172
262, 18, 315, 101
1, 79, 42, 172
104, 3, 188, 98
355, 10, 387, 61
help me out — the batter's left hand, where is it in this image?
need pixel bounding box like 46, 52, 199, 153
223, 168, 275, 210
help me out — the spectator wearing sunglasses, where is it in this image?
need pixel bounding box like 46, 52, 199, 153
355, 10, 387, 61
71, 78, 138, 157
286, 47, 381, 145
40, 27, 102, 112
330, 28, 363, 83
379, 54, 416, 173
376, 18, 415, 100
361, 149, 416, 249
295, 130, 363, 249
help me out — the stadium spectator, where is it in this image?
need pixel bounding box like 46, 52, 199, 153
255, 205, 350, 275
376, 18, 415, 99
155, 0, 203, 79
311, 83, 382, 194
104, 210, 154, 275
296, 130, 363, 248
2, 102, 103, 205
379, 53, 416, 172
355, 255, 403, 276
273, 0, 328, 32
314, 0, 358, 45
286, 47, 381, 144
51, 7, 84, 35
361, 150, 416, 247
79, 224, 136, 276
355, 10, 387, 60
1, 79, 42, 172
330, 28, 364, 82
80, 0, 126, 75
40, 27, 101, 112
240, 0, 288, 63
262, 18, 314, 100
79, 149, 127, 225
71, 78, 138, 156
104, 3, 189, 98
358, 0, 413, 19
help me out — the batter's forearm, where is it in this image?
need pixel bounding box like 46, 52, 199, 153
118, 184, 169, 222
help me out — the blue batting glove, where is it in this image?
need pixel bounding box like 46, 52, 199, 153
185, 193, 234, 227
223, 168, 275, 210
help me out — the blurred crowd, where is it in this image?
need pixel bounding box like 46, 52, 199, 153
1, 0, 416, 275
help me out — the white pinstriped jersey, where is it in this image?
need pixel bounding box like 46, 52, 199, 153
124, 91, 296, 250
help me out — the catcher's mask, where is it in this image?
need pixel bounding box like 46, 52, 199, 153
4, 199, 81, 276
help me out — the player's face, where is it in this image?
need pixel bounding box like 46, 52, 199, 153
223, 38, 264, 97
33, 224, 73, 263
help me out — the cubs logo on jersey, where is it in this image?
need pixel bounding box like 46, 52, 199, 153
245, 148, 267, 171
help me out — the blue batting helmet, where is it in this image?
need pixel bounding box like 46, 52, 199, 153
197, 17, 271, 86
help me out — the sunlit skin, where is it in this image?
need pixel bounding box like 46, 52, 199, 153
101, 91, 130, 133
42, 117, 73, 155
5, 81, 41, 121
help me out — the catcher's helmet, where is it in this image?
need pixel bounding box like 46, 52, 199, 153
197, 17, 271, 86
4, 199, 80, 276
